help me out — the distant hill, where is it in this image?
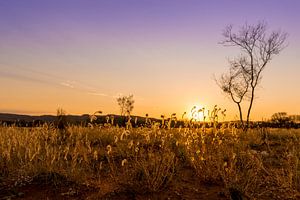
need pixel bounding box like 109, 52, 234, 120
0, 113, 161, 127
0, 113, 89, 123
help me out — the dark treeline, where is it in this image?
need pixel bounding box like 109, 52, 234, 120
0, 113, 300, 129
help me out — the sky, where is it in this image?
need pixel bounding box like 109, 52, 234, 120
0, 0, 299, 120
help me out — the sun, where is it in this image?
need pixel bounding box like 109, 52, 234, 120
187, 105, 206, 121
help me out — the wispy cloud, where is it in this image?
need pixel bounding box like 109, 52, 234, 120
60, 81, 111, 98
60, 81, 75, 89
87, 92, 108, 97
0, 70, 54, 85
0, 63, 141, 101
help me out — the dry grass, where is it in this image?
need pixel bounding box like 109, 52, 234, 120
1, 122, 300, 199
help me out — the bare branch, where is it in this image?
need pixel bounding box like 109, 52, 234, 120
217, 22, 287, 128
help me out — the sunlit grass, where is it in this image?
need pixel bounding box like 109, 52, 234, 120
0, 117, 300, 199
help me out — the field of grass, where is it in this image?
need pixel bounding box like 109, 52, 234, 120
1, 120, 300, 199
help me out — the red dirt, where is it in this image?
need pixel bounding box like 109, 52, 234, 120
1, 167, 228, 200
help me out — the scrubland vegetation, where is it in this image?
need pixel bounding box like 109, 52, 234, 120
0, 21, 292, 199
1, 115, 300, 199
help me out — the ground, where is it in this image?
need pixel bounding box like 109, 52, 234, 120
2, 126, 300, 200
0, 166, 227, 200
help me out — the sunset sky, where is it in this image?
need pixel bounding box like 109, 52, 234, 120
0, 0, 299, 120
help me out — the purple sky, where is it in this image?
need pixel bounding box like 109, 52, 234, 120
0, 0, 299, 119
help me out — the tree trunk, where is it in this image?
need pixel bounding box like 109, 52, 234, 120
237, 102, 244, 127
246, 87, 255, 130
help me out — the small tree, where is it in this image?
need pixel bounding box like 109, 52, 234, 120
217, 22, 287, 129
117, 94, 135, 117
56, 107, 67, 130
271, 112, 291, 124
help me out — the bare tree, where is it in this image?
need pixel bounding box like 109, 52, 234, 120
271, 112, 291, 124
56, 107, 67, 130
117, 94, 135, 117
217, 22, 287, 129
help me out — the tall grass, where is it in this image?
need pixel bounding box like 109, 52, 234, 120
1, 120, 300, 199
